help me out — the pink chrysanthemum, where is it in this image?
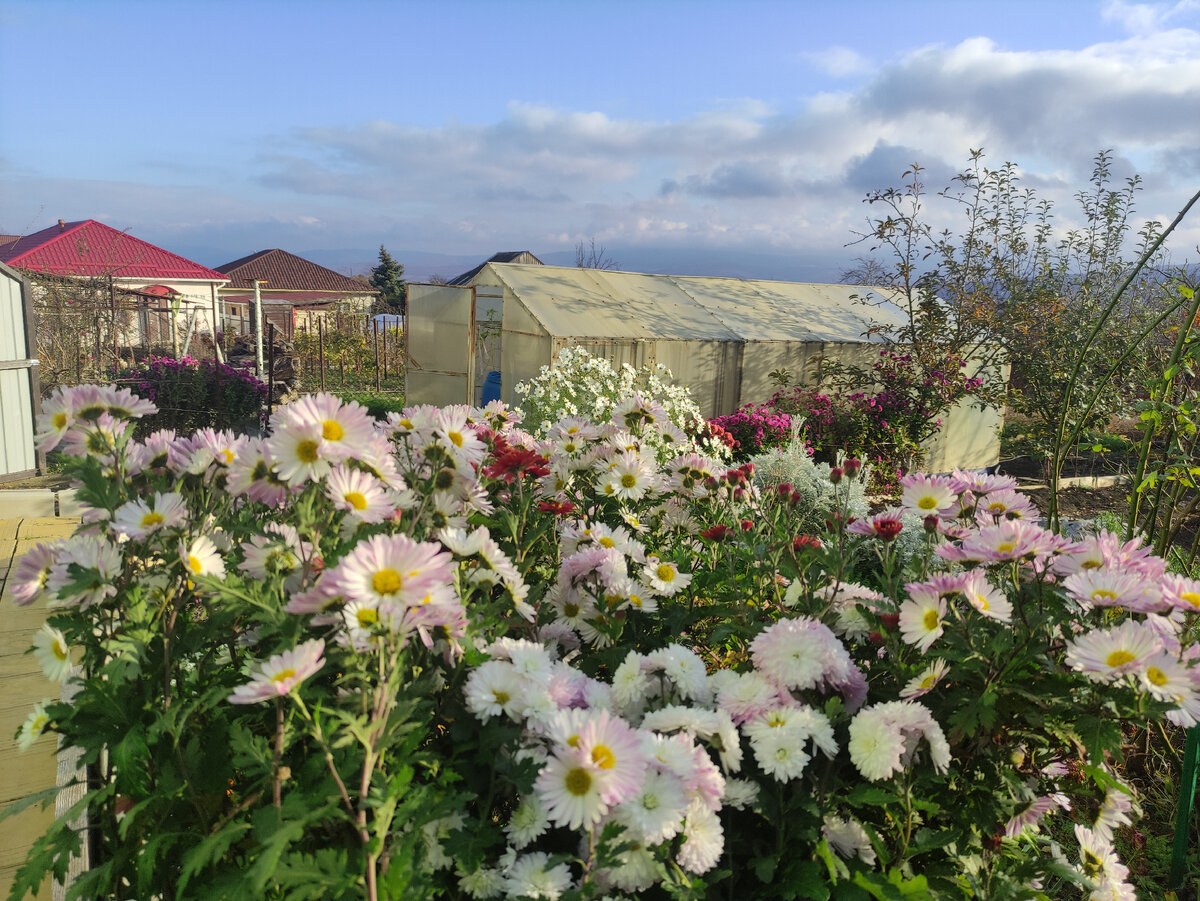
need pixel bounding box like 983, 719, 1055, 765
228, 639, 325, 704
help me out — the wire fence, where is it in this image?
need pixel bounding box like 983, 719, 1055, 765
290, 312, 405, 396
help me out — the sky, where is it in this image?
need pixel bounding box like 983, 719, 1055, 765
2, 0, 1199, 282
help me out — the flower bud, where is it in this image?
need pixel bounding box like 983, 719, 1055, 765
923, 514, 940, 534
844, 457, 862, 478
879, 613, 900, 630
829, 466, 844, 484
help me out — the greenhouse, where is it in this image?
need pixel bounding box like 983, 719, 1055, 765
405, 263, 1005, 471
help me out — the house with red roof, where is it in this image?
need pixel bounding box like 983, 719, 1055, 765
0, 219, 229, 352
215, 248, 378, 339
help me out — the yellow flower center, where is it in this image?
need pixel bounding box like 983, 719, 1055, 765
996, 542, 1015, 554
296, 439, 320, 463
656, 564, 675, 583
621, 473, 637, 488
973, 594, 990, 611
187, 555, 203, 574
219, 449, 234, 464
1106, 650, 1136, 668
52, 639, 68, 661
270, 668, 296, 684
766, 712, 787, 728
591, 744, 616, 769
565, 767, 592, 796
448, 431, 464, 447
1182, 592, 1200, 608
141, 511, 165, 528
1146, 667, 1169, 686
563, 602, 580, 617
599, 537, 615, 548
923, 609, 940, 631
920, 673, 937, 689
492, 690, 509, 705
356, 608, 379, 628
372, 568, 403, 596
1081, 559, 1102, 569
918, 496, 938, 510
1091, 589, 1118, 601
629, 594, 643, 609
53, 412, 68, 430
344, 491, 368, 510
322, 420, 344, 441
987, 502, 1006, 513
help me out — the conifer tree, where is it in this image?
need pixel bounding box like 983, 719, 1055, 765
369, 245, 406, 315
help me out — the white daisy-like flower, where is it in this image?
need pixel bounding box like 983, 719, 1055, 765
32, 623, 73, 682
534, 746, 613, 830
111, 491, 188, 539
846, 707, 906, 781
17, 699, 53, 751
900, 474, 958, 516
900, 658, 949, 700
180, 535, 226, 580
721, 778, 760, 810
458, 865, 505, 899
501, 851, 572, 900
227, 639, 325, 704
898, 588, 946, 653
325, 465, 394, 524
611, 651, 649, 711
959, 571, 1013, 622
1066, 620, 1164, 682
642, 556, 692, 597
464, 660, 527, 722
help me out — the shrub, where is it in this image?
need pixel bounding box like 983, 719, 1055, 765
128, 355, 266, 436
514, 345, 730, 461
9, 383, 1196, 899
708, 405, 794, 458
332, 390, 408, 421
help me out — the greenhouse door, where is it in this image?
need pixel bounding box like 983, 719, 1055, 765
405, 284, 477, 406
0, 262, 41, 482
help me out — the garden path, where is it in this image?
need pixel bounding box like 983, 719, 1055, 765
0, 516, 82, 901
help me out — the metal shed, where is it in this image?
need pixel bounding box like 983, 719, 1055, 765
0, 261, 41, 481
406, 264, 1005, 471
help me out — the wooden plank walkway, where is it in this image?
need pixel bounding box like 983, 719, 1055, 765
0, 517, 81, 901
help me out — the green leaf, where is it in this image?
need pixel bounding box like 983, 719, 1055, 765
845, 784, 899, 807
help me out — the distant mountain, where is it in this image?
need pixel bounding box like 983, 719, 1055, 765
178, 243, 857, 285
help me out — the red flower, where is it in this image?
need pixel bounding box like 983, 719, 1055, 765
700, 524, 733, 541
537, 499, 577, 516
483, 448, 550, 483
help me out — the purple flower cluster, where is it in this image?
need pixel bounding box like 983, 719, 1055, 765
128, 356, 267, 436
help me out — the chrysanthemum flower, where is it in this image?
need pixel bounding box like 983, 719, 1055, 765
1066, 620, 1163, 682
47, 535, 123, 609
1004, 796, 1063, 838
324, 533, 456, 616
504, 795, 551, 849
646, 645, 709, 702
848, 701, 949, 780
642, 556, 691, 597
900, 473, 958, 517
898, 588, 946, 652
32, 624, 73, 682
227, 639, 325, 704
596, 449, 658, 501
1063, 569, 1164, 613
180, 535, 226, 579
287, 393, 374, 463
10, 541, 61, 606
959, 570, 1013, 622
325, 465, 393, 524
1161, 574, 1200, 612
614, 767, 689, 845
846, 510, 905, 541
501, 852, 572, 901
677, 801, 724, 874
823, 815, 877, 864
17, 699, 53, 751
751, 616, 853, 694
464, 659, 527, 721
1138, 653, 1197, 706
535, 745, 614, 829
900, 658, 949, 699
111, 491, 188, 539
973, 488, 1037, 522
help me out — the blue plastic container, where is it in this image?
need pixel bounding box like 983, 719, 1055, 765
481, 370, 502, 405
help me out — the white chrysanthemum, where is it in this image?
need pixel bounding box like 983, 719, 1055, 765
326, 465, 393, 524
611, 651, 649, 711
505, 796, 551, 849
898, 590, 946, 653
721, 777, 760, 810
111, 491, 188, 539
458, 865, 505, 899
501, 851, 572, 900
646, 645, 709, 702
750, 722, 812, 782
535, 747, 614, 830
900, 659, 949, 700
823, 815, 876, 865
181, 535, 226, 579
32, 624, 73, 682
17, 699, 53, 751
847, 708, 906, 781
676, 801, 724, 874
465, 660, 527, 722
642, 556, 692, 597
1066, 620, 1163, 682
614, 768, 688, 845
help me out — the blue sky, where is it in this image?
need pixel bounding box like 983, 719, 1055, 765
2, 0, 1199, 280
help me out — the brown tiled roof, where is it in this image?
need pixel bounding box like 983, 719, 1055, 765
215, 248, 378, 293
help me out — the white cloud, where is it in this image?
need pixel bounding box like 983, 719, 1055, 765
802, 46, 871, 78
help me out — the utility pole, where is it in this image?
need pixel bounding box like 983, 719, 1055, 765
252, 279, 267, 380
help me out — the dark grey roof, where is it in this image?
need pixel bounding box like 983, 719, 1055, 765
446, 251, 543, 285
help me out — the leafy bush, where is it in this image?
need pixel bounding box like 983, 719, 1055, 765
708, 405, 794, 458
128, 355, 266, 436
332, 390, 408, 421
9, 383, 1198, 899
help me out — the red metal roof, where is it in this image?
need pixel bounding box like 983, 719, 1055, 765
0, 220, 229, 281
216, 248, 377, 293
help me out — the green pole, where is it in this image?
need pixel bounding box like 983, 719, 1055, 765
1170, 725, 1200, 888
